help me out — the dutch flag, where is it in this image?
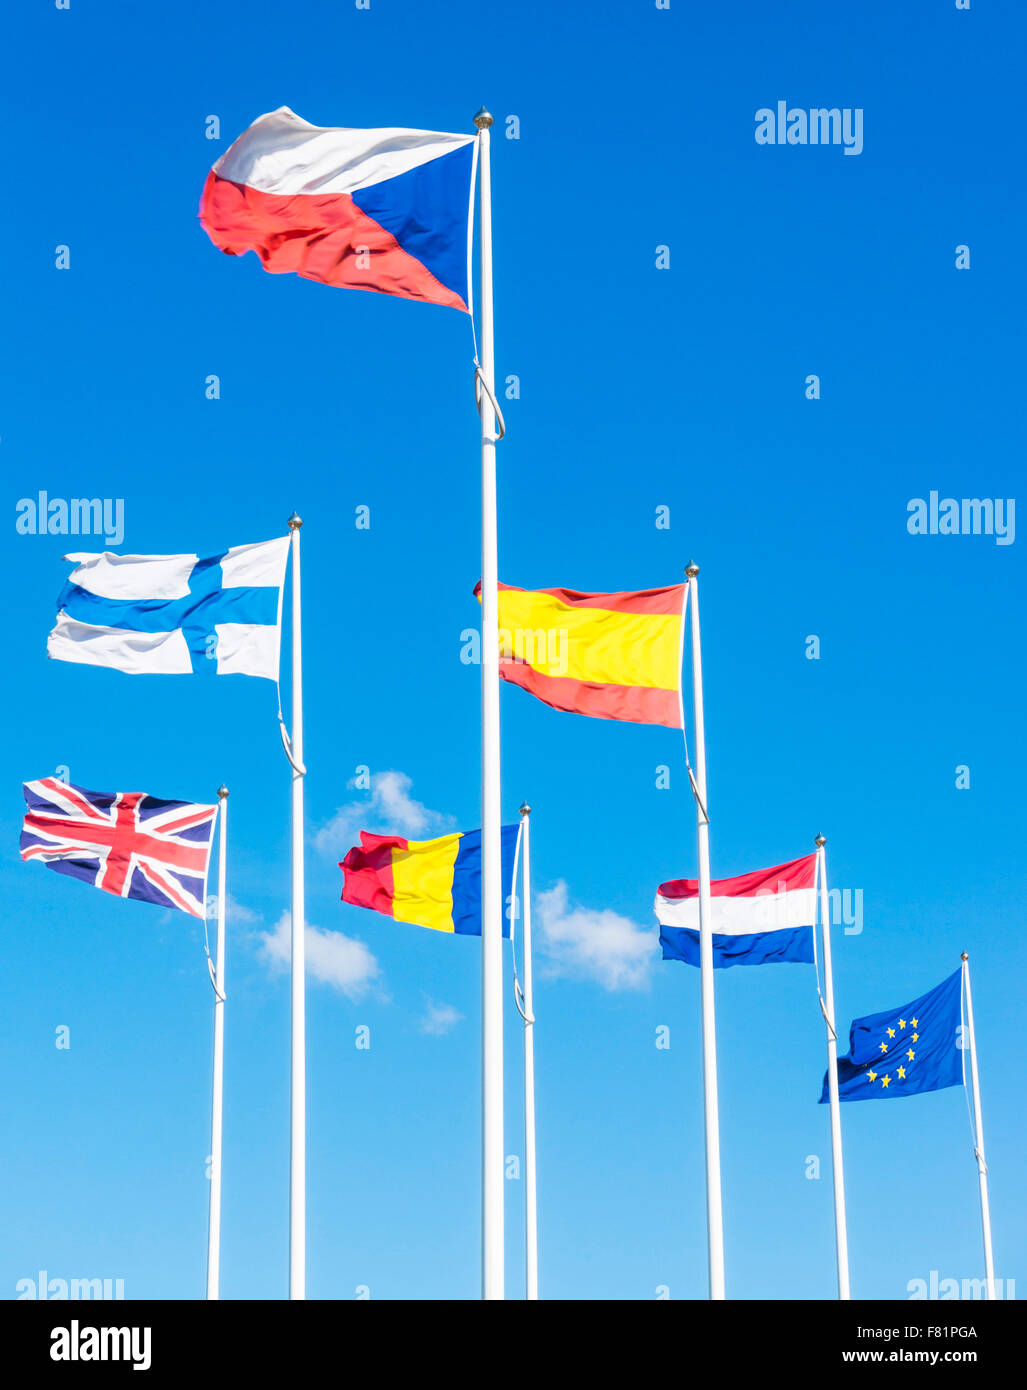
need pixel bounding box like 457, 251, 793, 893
655, 854, 817, 969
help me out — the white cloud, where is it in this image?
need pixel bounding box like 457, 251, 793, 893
372, 770, 448, 835
205, 893, 261, 926
313, 770, 456, 856
258, 912, 382, 1000
419, 998, 463, 1036
534, 881, 657, 992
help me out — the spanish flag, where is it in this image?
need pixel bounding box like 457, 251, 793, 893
487, 581, 687, 728
340, 826, 519, 935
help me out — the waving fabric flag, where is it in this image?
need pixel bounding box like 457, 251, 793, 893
822, 969, 963, 1102
21, 777, 217, 918
340, 826, 518, 936
482, 581, 687, 727
200, 107, 477, 311
47, 537, 289, 679
657, 854, 817, 968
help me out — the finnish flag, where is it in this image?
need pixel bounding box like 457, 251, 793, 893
47, 537, 289, 680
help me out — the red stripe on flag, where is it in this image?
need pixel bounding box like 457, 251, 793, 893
499, 659, 682, 728
21, 809, 211, 876
340, 832, 407, 916
478, 580, 686, 616
658, 853, 817, 901
37, 777, 108, 822
135, 858, 202, 918
199, 172, 467, 310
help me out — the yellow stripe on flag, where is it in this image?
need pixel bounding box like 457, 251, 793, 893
496, 589, 682, 691
390, 832, 462, 933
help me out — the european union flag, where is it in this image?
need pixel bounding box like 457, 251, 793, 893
821, 968, 963, 1103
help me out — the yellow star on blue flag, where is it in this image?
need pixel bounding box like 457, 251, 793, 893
820, 969, 962, 1103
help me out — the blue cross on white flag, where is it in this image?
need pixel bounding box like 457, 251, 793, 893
47, 537, 290, 680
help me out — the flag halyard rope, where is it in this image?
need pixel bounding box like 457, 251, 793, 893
812, 850, 837, 1041
960, 966, 985, 1171
508, 818, 535, 1024
474, 363, 506, 441
276, 680, 307, 776
203, 915, 226, 1004
678, 583, 709, 826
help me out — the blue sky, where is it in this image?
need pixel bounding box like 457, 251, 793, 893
1, 0, 1024, 1301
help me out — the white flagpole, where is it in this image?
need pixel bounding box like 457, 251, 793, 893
206, 784, 229, 1300
684, 563, 725, 1300
519, 801, 539, 1301
961, 952, 996, 1299
815, 835, 851, 1300
474, 106, 505, 1302
287, 511, 306, 1300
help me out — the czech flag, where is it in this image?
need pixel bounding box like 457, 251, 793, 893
340, 826, 518, 936
482, 581, 687, 728
656, 854, 817, 968
200, 106, 477, 311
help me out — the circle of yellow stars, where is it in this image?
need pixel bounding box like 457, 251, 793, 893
864, 1016, 919, 1090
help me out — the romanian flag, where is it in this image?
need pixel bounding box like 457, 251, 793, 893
340, 826, 518, 936
485, 581, 687, 728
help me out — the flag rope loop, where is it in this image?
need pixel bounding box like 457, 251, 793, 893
514, 978, 535, 1026
818, 991, 838, 1042
202, 918, 226, 1004
206, 953, 226, 1005
277, 717, 307, 776
686, 764, 710, 826
275, 681, 307, 775
508, 819, 535, 1024
474, 363, 506, 441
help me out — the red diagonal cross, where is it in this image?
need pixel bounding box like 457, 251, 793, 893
27, 791, 210, 897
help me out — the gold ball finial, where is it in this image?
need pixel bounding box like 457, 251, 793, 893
474, 107, 494, 130
815, 834, 826, 848
961, 952, 969, 961
685, 561, 700, 578
217, 784, 229, 800
288, 511, 303, 530
519, 802, 531, 817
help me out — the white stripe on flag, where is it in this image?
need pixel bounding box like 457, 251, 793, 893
212, 106, 475, 199
654, 885, 816, 936
219, 536, 289, 588
63, 551, 198, 600
47, 613, 193, 674
214, 621, 281, 679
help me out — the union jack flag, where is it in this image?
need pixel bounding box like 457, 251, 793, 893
21, 778, 217, 918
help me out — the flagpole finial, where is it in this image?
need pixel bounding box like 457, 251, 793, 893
815, 833, 826, 848
218, 784, 229, 800
519, 801, 531, 817
474, 107, 494, 130
685, 561, 700, 578
288, 511, 302, 530
961, 951, 969, 961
